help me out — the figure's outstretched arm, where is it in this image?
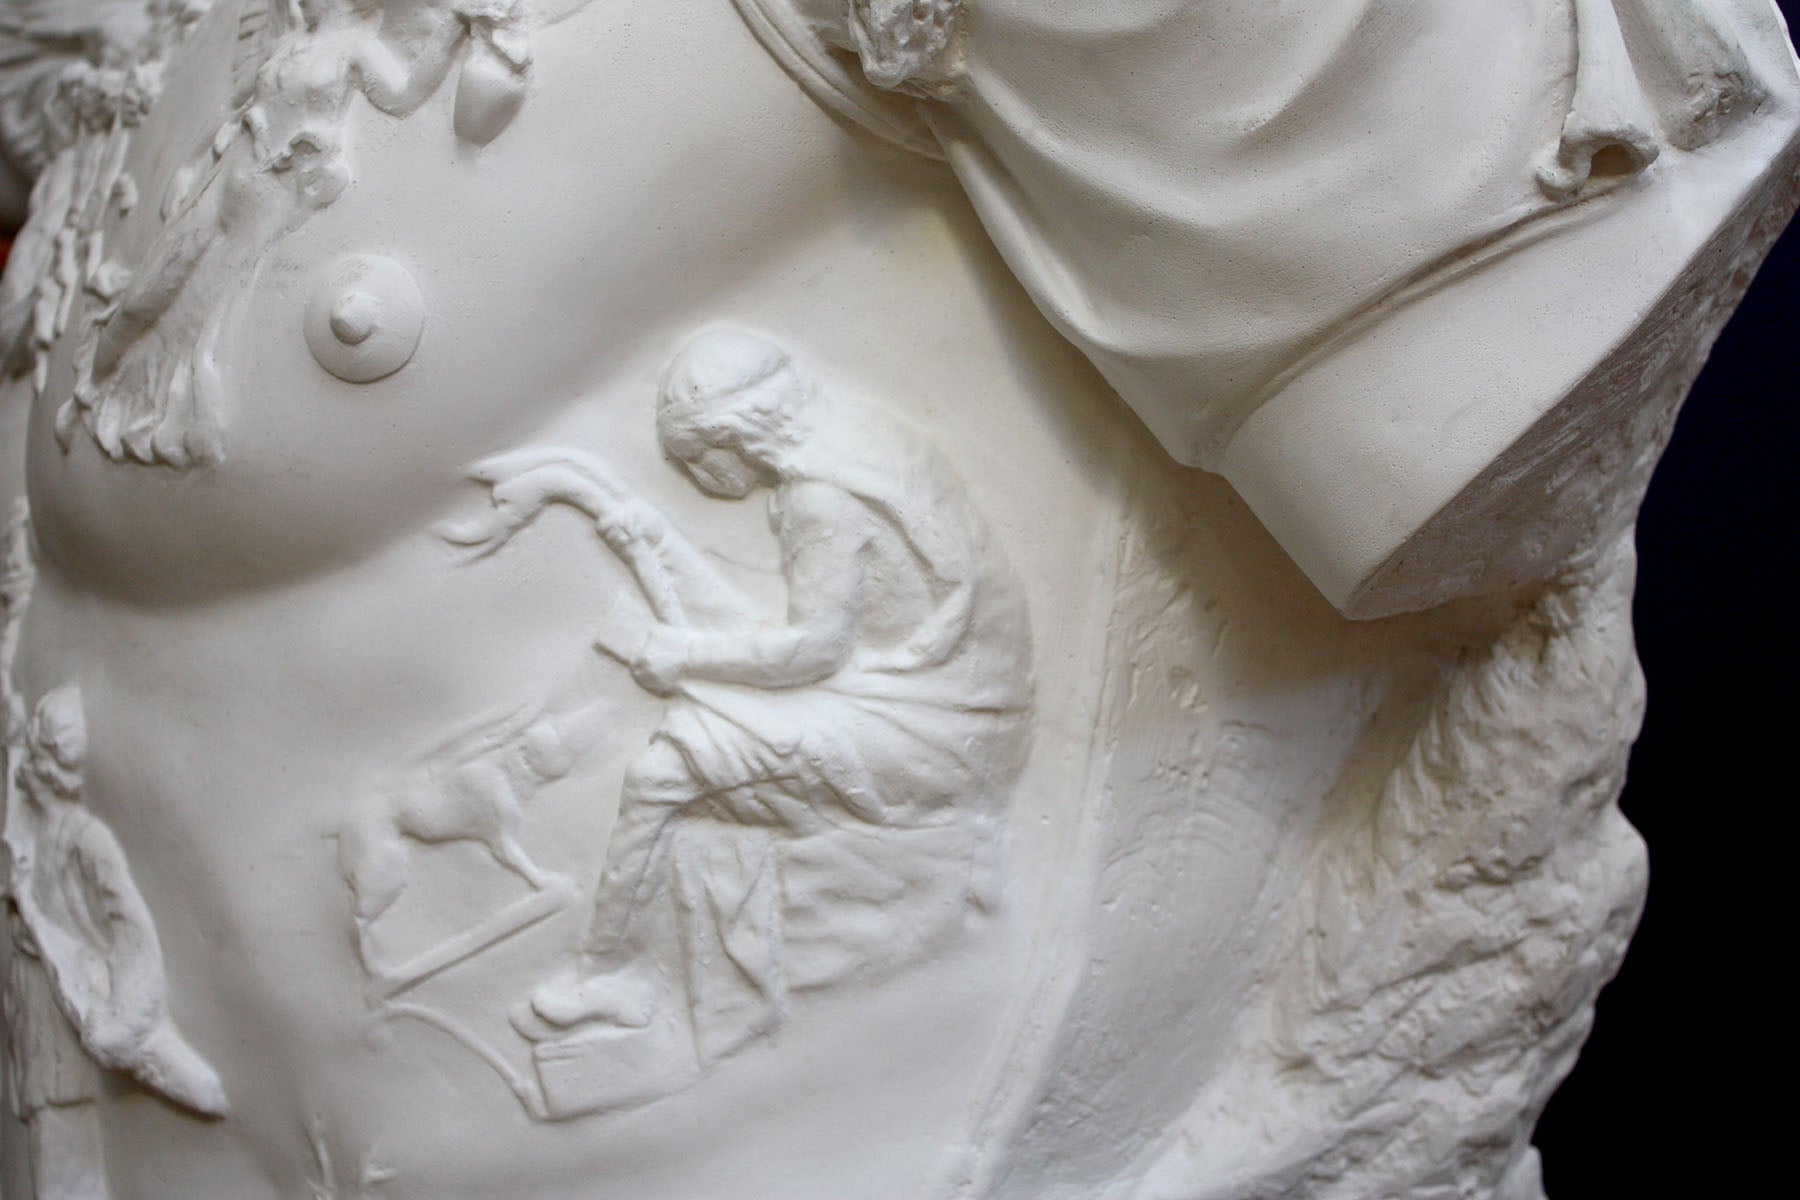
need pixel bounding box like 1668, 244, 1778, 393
440, 447, 754, 625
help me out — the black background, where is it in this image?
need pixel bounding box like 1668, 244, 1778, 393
1532, 3, 1798, 1191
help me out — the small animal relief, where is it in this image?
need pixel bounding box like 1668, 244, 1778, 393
338, 700, 600, 998
344, 328, 1032, 1120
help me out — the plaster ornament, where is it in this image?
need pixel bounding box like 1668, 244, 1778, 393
303, 254, 425, 384
426, 329, 1031, 1118
0, 1, 1793, 1198
1, 506, 226, 1196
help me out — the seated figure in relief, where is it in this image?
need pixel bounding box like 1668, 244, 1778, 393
0, 1, 1793, 1198
443, 329, 1031, 1114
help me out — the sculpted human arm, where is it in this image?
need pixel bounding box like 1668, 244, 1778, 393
630, 481, 865, 693
444, 447, 755, 624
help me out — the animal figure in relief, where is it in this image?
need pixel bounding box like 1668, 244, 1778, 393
339, 700, 602, 931
437, 327, 1033, 1117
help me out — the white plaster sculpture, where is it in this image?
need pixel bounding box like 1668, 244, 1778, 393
0, 1, 1793, 1197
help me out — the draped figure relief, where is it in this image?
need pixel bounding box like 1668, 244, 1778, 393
0, 1, 1793, 1197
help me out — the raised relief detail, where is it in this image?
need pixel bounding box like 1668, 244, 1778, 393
844, 0, 968, 93
338, 699, 601, 996
2, 687, 229, 1114
306, 1115, 397, 1200
0, 0, 211, 457
304, 254, 426, 384
1, 510, 226, 1200
1538, 0, 1767, 197
343, 329, 1032, 1119
0, 37, 170, 402
450, 2, 532, 146
5, 0, 532, 470
1, 505, 106, 1200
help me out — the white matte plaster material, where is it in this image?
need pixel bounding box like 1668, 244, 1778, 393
0, 2, 1793, 1198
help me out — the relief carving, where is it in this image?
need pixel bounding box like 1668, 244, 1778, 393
1539, 0, 1766, 197
844, 0, 968, 94
3, 0, 531, 470
2, 899, 106, 1200
305, 1115, 397, 1200
338, 699, 599, 996
0, 47, 164, 407
0, 510, 227, 1200
343, 329, 1032, 1118
0, 0, 1792, 1191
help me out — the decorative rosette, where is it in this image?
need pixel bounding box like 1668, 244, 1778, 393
842, 0, 968, 94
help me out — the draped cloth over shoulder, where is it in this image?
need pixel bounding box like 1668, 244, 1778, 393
733, 0, 1800, 616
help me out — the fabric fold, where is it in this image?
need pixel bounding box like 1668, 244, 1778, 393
731, 0, 1799, 613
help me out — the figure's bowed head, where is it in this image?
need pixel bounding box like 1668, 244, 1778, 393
656, 329, 819, 499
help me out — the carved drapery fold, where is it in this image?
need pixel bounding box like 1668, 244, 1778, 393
735, 0, 1783, 462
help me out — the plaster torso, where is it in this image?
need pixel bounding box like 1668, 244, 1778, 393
0, 2, 1793, 1198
